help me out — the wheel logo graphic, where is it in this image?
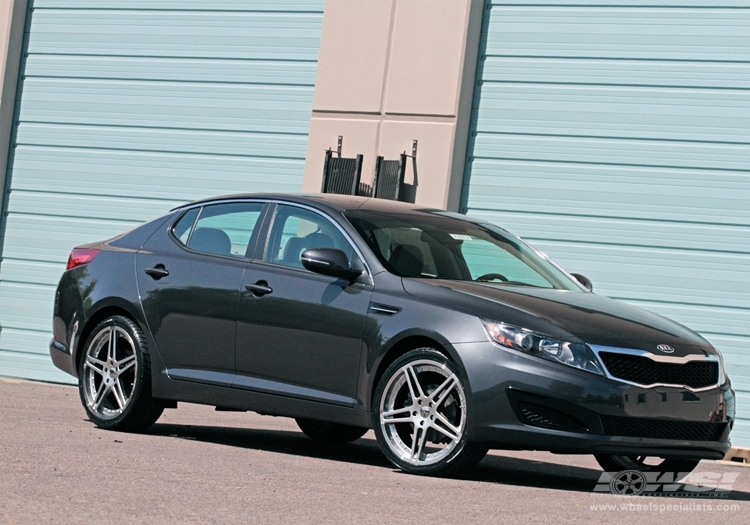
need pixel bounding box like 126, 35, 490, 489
609, 470, 647, 496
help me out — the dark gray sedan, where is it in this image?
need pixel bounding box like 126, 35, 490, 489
50, 194, 734, 476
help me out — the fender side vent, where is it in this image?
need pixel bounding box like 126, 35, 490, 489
369, 303, 402, 316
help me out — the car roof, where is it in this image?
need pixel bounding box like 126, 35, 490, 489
174, 192, 444, 215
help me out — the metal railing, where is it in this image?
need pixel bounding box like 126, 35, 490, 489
373, 153, 406, 201
321, 149, 363, 195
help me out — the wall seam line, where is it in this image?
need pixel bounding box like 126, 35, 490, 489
374, 0, 399, 159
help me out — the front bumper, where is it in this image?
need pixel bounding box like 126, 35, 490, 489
456, 342, 734, 460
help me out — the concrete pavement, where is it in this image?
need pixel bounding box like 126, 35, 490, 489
1, 377, 747, 524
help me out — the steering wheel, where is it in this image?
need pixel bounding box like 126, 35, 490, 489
476, 273, 508, 282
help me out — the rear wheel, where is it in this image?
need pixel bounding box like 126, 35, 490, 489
78, 315, 164, 432
595, 454, 700, 475
295, 418, 368, 443
372, 348, 488, 476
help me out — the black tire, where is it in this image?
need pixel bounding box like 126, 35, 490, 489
595, 454, 700, 475
372, 348, 488, 477
295, 418, 368, 443
78, 315, 165, 432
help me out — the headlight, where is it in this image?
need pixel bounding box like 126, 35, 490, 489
482, 320, 603, 375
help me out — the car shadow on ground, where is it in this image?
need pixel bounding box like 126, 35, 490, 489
143, 421, 750, 500
145, 422, 391, 468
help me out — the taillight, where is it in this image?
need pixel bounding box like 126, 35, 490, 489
66, 248, 99, 270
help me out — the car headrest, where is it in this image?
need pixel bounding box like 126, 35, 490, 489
389, 244, 424, 278
302, 232, 335, 251
282, 237, 304, 264
189, 227, 232, 256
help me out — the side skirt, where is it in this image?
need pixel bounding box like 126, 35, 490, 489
152, 371, 372, 429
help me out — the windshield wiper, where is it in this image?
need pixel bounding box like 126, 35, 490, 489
480, 281, 546, 288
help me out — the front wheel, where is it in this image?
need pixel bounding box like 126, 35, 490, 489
372, 348, 488, 476
595, 454, 700, 475
78, 315, 164, 432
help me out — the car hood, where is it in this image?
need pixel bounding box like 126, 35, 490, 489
402, 279, 713, 357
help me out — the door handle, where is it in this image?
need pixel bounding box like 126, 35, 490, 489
144, 265, 169, 279
245, 281, 273, 297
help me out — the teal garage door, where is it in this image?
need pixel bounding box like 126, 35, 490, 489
463, 1, 750, 446
0, 0, 324, 382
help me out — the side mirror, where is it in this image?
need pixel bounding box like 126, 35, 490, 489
301, 248, 363, 282
571, 273, 593, 292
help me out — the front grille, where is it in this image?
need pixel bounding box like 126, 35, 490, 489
517, 401, 589, 432
599, 352, 718, 389
600, 415, 726, 442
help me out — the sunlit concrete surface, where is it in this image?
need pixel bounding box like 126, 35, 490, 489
1, 377, 747, 525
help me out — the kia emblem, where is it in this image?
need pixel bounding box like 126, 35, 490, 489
656, 344, 675, 353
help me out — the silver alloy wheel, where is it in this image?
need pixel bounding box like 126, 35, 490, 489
82, 325, 138, 420
379, 358, 467, 466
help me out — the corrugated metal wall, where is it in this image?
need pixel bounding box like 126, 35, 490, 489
463, 1, 750, 445
0, 0, 324, 382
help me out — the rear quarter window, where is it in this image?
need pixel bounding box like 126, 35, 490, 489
171, 202, 265, 258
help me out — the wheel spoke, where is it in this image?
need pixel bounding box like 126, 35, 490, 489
381, 416, 413, 426
409, 424, 423, 461
380, 406, 413, 424
84, 356, 107, 376
117, 354, 136, 373
92, 382, 111, 411
411, 426, 428, 462
108, 326, 117, 362
403, 364, 425, 399
430, 374, 458, 407
432, 413, 461, 442
112, 379, 127, 410
382, 406, 412, 418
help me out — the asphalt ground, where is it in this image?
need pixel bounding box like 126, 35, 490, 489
1, 377, 748, 525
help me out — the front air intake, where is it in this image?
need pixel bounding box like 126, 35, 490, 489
516, 401, 590, 433
600, 415, 727, 442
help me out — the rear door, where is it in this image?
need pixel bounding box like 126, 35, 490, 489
235, 203, 372, 405
137, 201, 266, 385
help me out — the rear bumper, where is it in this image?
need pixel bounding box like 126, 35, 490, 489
50, 338, 77, 377
50, 268, 85, 379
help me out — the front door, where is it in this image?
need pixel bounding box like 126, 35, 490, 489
137, 201, 266, 385
235, 204, 371, 405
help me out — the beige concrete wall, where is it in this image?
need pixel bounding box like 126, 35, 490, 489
303, 0, 484, 211
0, 0, 15, 98
0, 0, 27, 221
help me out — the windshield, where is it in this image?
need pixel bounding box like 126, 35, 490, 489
345, 210, 581, 291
